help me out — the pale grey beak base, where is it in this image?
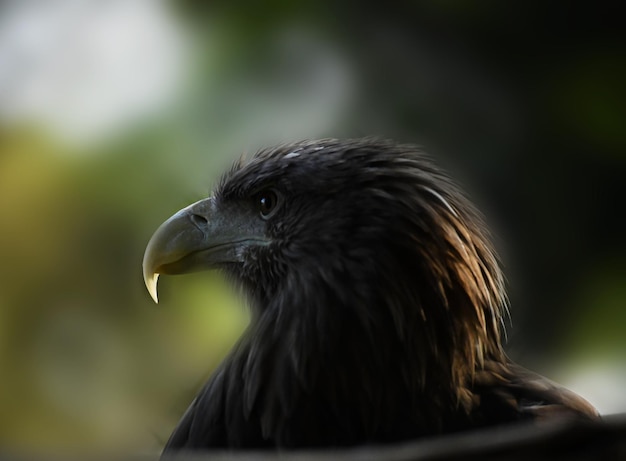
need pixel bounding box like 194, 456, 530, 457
142, 197, 269, 303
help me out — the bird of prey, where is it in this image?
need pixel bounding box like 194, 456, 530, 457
142, 138, 598, 452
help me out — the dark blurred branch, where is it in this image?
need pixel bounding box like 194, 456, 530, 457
158, 414, 626, 461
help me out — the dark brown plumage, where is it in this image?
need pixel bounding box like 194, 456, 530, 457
142, 138, 598, 452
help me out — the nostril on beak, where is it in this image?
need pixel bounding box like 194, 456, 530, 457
189, 213, 208, 230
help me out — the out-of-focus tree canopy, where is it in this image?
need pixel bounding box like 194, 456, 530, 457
0, 0, 624, 456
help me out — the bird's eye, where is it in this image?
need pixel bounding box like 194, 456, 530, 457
256, 189, 279, 218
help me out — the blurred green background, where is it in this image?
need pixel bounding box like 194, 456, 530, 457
0, 0, 624, 456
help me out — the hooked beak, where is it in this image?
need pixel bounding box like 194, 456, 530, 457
142, 197, 268, 303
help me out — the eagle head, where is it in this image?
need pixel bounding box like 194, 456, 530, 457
143, 138, 511, 446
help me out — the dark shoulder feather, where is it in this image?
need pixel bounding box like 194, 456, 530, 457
469, 359, 599, 426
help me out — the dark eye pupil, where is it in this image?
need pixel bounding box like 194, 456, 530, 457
259, 191, 277, 216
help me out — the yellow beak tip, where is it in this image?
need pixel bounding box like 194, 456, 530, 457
144, 273, 160, 304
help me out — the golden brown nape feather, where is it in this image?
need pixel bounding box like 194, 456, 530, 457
144, 138, 599, 452
410, 181, 507, 402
